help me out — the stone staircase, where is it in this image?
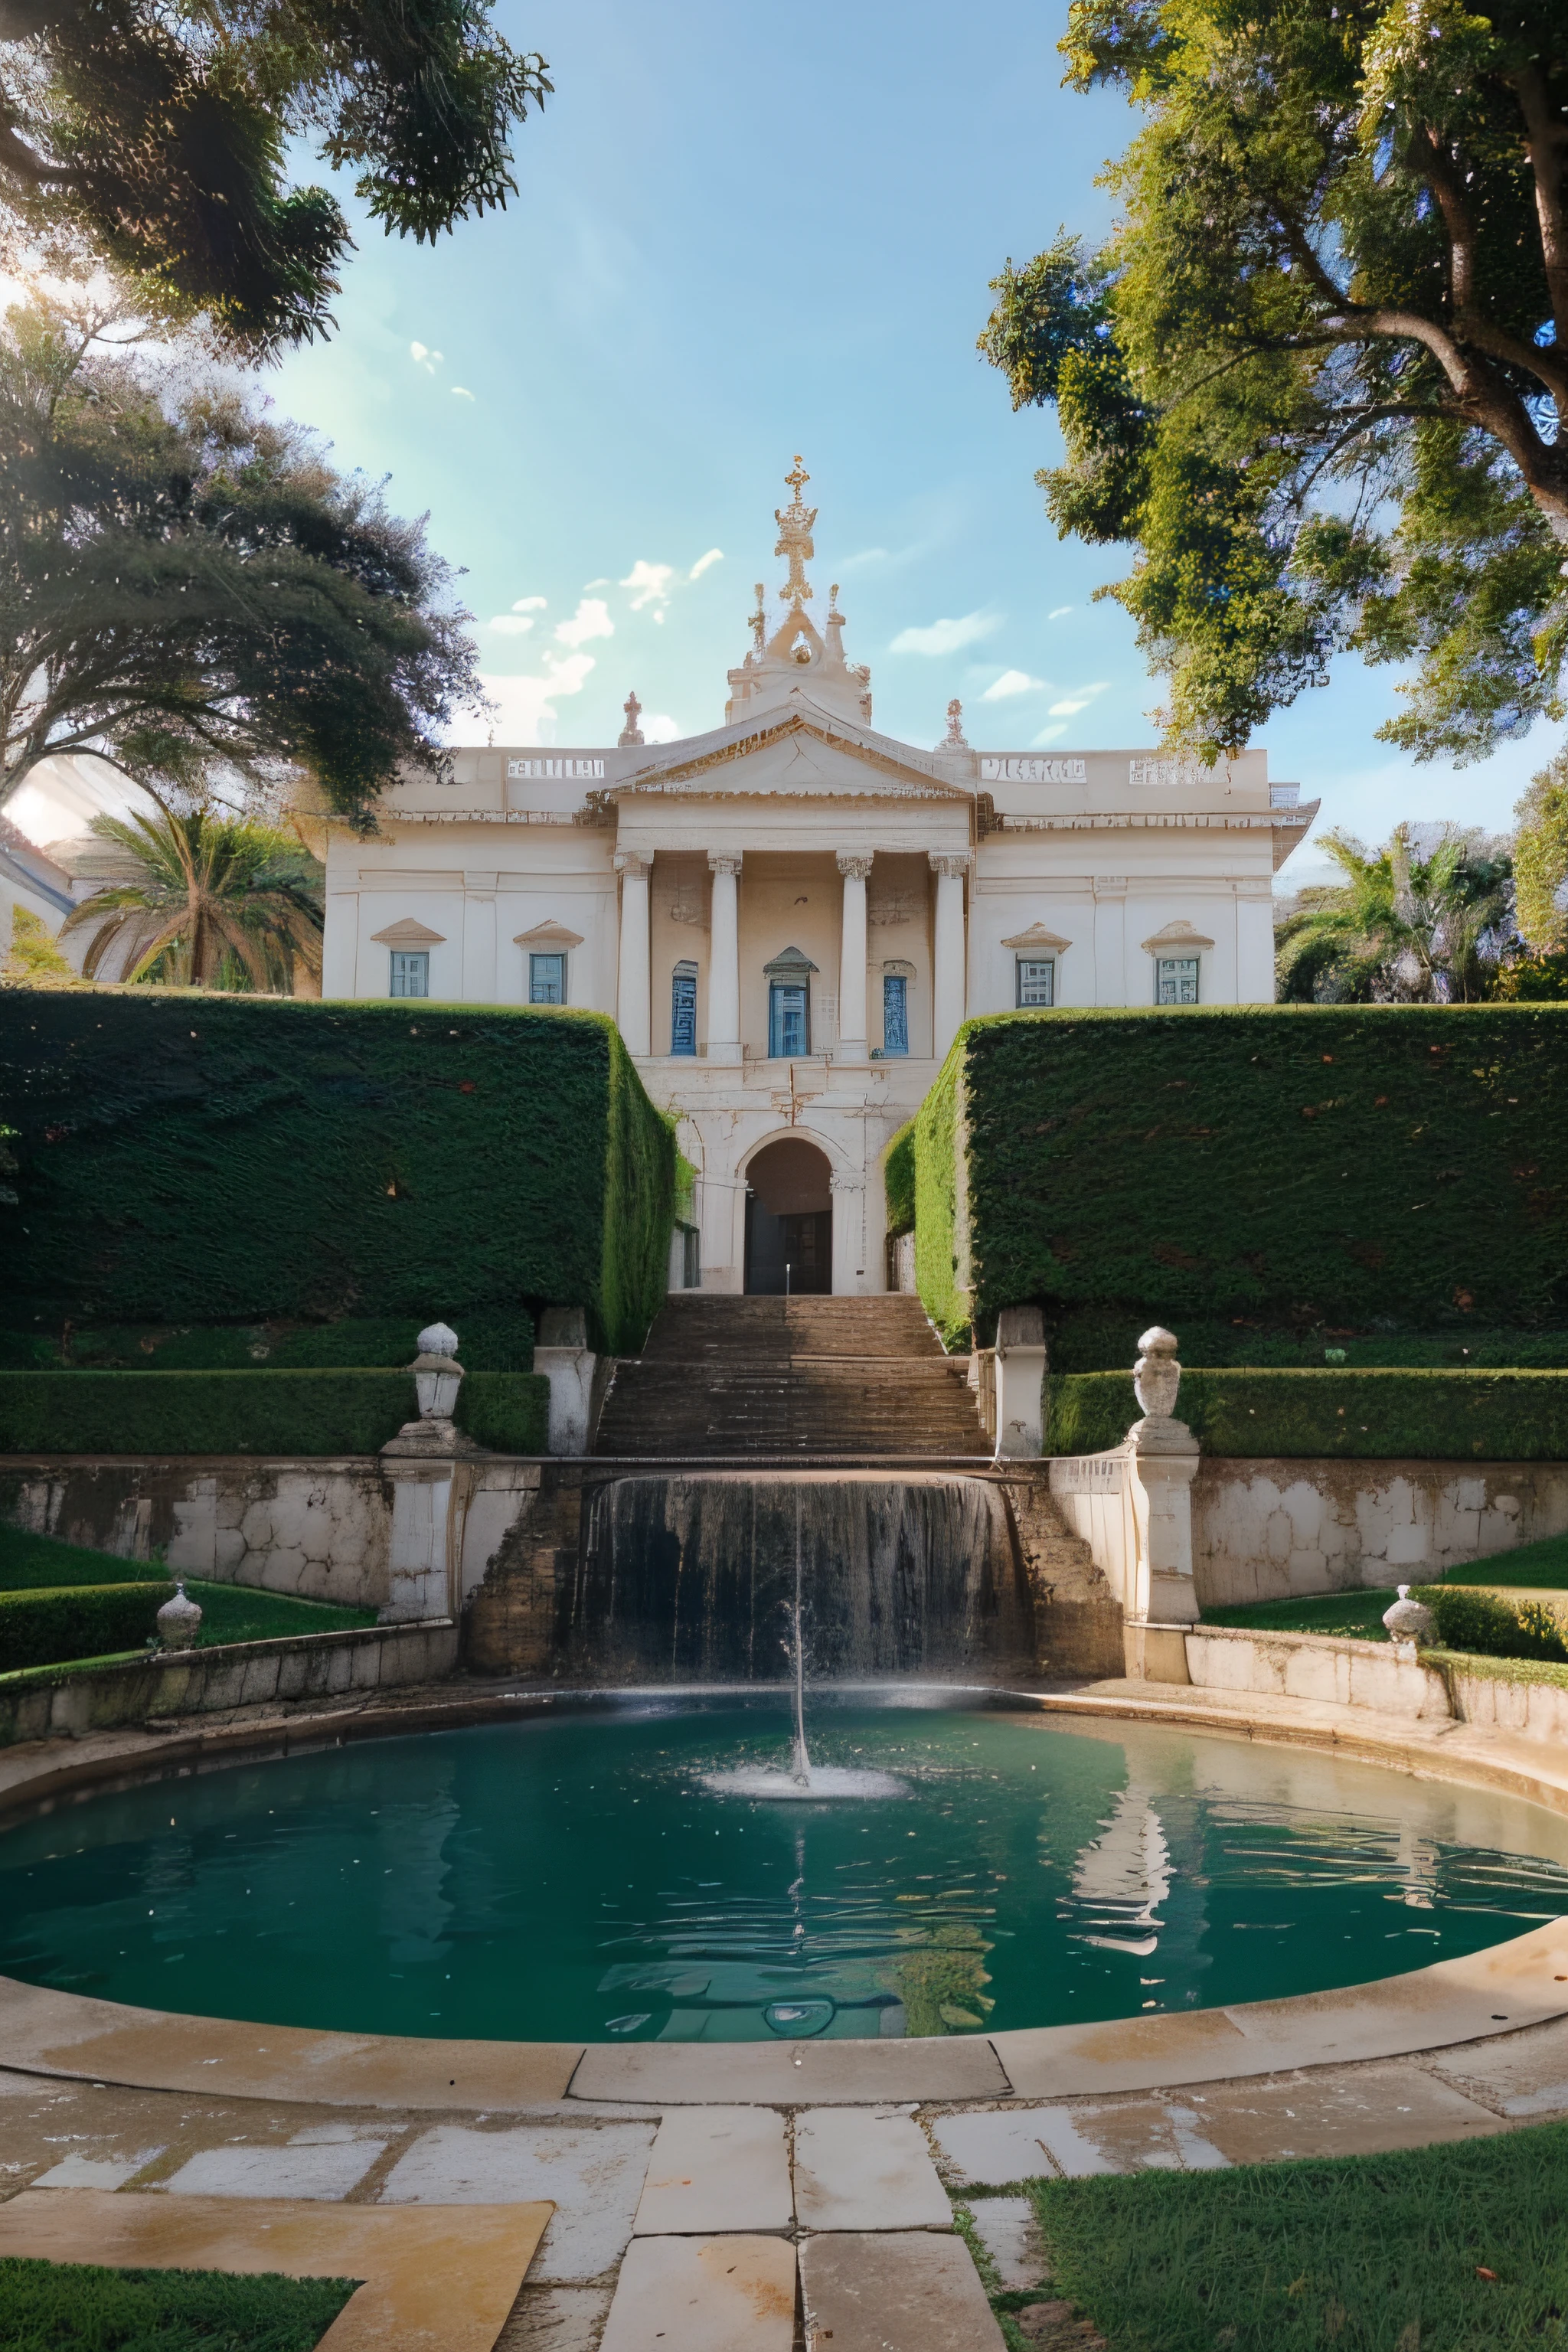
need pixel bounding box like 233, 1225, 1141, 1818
592, 1295, 990, 1460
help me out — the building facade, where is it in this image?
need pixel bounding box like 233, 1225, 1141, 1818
318, 465, 1318, 1298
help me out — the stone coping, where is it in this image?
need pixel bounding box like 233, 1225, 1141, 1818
3, 1678, 1568, 2112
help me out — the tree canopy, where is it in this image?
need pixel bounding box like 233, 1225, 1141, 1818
979, 0, 1568, 764
1514, 750, 1568, 947
0, 295, 482, 828
0, 0, 549, 356
60, 805, 324, 991
1275, 822, 1513, 1000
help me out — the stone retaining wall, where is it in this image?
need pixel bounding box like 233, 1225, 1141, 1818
0, 1619, 459, 1749
1171, 1622, 1568, 1746
1193, 1459, 1568, 1608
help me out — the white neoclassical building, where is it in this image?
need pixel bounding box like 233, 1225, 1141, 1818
318, 464, 1318, 1297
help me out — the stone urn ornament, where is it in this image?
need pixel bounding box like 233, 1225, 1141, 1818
156, 1579, 202, 1649
1382, 1584, 1434, 1654
413, 1321, 462, 1419
1127, 1326, 1197, 1457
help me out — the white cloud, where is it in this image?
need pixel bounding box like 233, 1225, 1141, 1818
1030, 724, 1069, 747
620, 560, 675, 613
889, 611, 998, 658
410, 341, 443, 374
839, 547, 890, 570
1048, 681, 1109, 717
452, 386, 474, 400
981, 669, 1047, 701
583, 577, 612, 590
512, 596, 547, 612
485, 614, 536, 636
642, 713, 682, 743
554, 596, 614, 649
1048, 605, 1073, 620
449, 650, 598, 747
688, 548, 724, 580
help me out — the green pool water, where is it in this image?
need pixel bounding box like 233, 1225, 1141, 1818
5, 1701, 1568, 2043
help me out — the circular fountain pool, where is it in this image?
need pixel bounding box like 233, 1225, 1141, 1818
5, 1700, 1568, 2044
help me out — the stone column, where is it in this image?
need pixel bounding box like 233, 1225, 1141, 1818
835, 851, 873, 1060
614, 851, 652, 1056
1122, 1324, 1200, 1681
707, 852, 743, 1065
379, 1321, 477, 1622
994, 1304, 1048, 1459
533, 1306, 599, 1454
929, 852, 971, 1063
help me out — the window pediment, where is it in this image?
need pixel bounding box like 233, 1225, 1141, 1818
514, 920, 585, 950
371, 916, 446, 946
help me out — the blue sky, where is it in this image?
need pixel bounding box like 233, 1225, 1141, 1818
248, 0, 1559, 887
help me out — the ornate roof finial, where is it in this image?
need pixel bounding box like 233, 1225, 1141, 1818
617, 690, 645, 748
939, 697, 970, 752
774, 454, 817, 610
828, 583, 842, 619
750, 582, 767, 655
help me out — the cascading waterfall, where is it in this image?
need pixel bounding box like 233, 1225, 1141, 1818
569, 1471, 1033, 1686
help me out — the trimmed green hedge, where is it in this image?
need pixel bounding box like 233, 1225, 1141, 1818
913, 1005, 1568, 1352
0, 1580, 172, 1671
884, 1122, 916, 1237
1045, 1367, 1568, 1459
1413, 1582, 1568, 1662
0, 1308, 537, 1375
0, 1367, 552, 1455
0, 991, 674, 1354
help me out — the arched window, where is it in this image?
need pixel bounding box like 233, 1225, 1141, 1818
671, 961, 697, 1055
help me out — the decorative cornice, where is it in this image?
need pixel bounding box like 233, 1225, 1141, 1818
612, 849, 651, 875
514, 920, 585, 949
836, 851, 874, 880
1001, 923, 1073, 952
603, 706, 973, 805
369, 916, 446, 946
929, 851, 972, 877
708, 851, 743, 876
1142, 920, 1216, 955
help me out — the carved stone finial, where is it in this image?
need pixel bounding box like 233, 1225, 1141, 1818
157, 1578, 203, 1650
750, 583, 767, 655
939, 697, 969, 752
1132, 1326, 1181, 1420
774, 454, 817, 609
617, 690, 644, 748
1383, 1583, 1436, 1652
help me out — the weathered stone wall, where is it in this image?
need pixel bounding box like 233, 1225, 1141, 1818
1192, 1459, 1568, 1607
0, 1619, 459, 1749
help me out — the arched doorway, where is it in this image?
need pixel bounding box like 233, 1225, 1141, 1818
744, 1137, 833, 1295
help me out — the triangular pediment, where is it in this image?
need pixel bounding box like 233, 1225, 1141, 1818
600, 695, 975, 806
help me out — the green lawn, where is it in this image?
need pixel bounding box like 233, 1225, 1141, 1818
0, 1522, 378, 1651
1202, 1527, 1568, 1640
0, 2257, 357, 2351
999, 2122, 1568, 2352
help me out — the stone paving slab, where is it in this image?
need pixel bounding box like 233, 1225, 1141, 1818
495, 2286, 612, 2350
599, 2234, 796, 2352
1430, 2013, 1568, 2118
31, 2147, 166, 2190
1185, 2064, 1505, 2162
378, 2122, 656, 2283
800, 2230, 1005, 2351
933, 2100, 1223, 2184
0, 1975, 583, 2109
155, 2134, 390, 2200
966, 2196, 1047, 2290
632, 2105, 791, 2235
570, 2034, 1007, 2105
0, 2187, 550, 2352
794, 2107, 952, 2230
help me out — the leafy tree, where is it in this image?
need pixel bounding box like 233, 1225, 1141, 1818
1514, 750, 1568, 949
0, 1, 549, 357
60, 804, 324, 991
1, 902, 77, 986
979, 1, 1568, 764
0, 295, 482, 828
1276, 824, 1513, 1001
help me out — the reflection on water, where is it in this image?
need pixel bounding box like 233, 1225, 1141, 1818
2, 1704, 1566, 2044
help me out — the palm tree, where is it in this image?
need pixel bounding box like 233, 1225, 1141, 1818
60, 805, 324, 993
1276, 825, 1512, 1004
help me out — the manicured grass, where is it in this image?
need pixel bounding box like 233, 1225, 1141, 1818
1202, 1589, 1399, 1639
0, 1524, 378, 1655
1444, 1527, 1568, 1588
0, 2256, 358, 2350
1018, 2122, 1568, 2352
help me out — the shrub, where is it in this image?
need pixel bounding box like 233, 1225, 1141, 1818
0, 1367, 551, 1455
0, 1580, 172, 1671
912, 1004, 1568, 1350
1044, 1367, 1568, 1459
0, 990, 674, 1354
1414, 1583, 1568, 1664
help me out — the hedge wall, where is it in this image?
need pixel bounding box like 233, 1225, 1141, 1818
914, 1005, 1568, 1354
0, 991, 674, 1356
0, 1308, 537, 1375
0, 1367, 551, 1455
1045, 1367, 1568, 1460
884, 1123, 916, 1238
0, 1580, 172, 1672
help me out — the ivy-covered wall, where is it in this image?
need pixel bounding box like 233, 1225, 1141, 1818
883, 1123, 915, 1237
1046, 1367, 1568, 1459
912, 1005, 1568, 1360
1, 991, 675, 1357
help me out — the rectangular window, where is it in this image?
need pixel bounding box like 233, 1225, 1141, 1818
529, 952, 565, 1005
1016, 958, 1055, 1008
768, 981, 808, 1057
671, 962, 697, 1055
1155, 956, 1200, 1006
882, 973, 909, 1055
390, 950, 429, 998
